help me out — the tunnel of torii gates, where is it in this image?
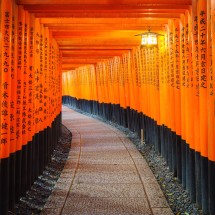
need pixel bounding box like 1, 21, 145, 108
0, 0, 215, 214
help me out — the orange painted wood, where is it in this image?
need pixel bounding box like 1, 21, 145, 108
17, 0, 192, 5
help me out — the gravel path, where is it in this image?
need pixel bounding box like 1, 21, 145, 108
11, 125, 72, 215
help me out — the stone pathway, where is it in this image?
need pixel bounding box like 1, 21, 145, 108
41, 106, 173, 215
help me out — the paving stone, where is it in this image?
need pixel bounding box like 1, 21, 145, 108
79, 156, 134, 165
77, 163, 136, 174
74, 171, 140, 184
62, 198, 152, 215
68, 183, 146, 198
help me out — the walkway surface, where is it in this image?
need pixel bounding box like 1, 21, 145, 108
41, 106, 173, 215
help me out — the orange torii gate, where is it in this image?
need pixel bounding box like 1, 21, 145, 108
1, 0, 215, 214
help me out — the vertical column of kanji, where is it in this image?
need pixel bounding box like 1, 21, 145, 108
56, 44, 61, 141
144, 48, 149, 143
133, 50, 139, 117
51, 33, 56, 146
51, 39, 57, 145
0, 0, 12, 213
136, 49, 141, 117
127, 51, 134, 126
22, 11, 29, 148
28, 13, 35, 185
123, 55, 129, 127
146, 50, 151, 134
208, 0, 215, 213
154, 46, 158, 134
173, 19, 182, 182
138, 49, 143, 115
53, 40, 59, 146
34, 18, 41, 178
198, 0, 208, 212
148, 48, 154, 142
48, 35, 53, 127
56, 43, 61, 116
153, 46, 159, 150
191, 0, 201, 206
8, 1, 17, 210
20, 9, 29, 196
126, 55, 131, 125
50, 40, 55, 120
150, 47, 155, 145
56, 45, 60, 112
43, 27, 49, 166
140, 48, 146, 141
158, 36, 165, 157
119, 57, 125, 126
43, 27, 48, 129
40, 24, 44, 128
15, 5, 24, 202
183, 11, 189, 191
155, 45, 161, 154
58, 49, 62, 115
164, 28, 171, 169
53, 40, 59, 143
131, 50, 137, 128
188, 10, 196, 201
168, 19, 176, 173
183, 11, 192, 193
130, 50, 136, 128
180, 14, 186, 188
164, 32, 170, 163
56, 43, 61, 115
131, 49, 138, 116
38, 23, 45, 174
151, 47, 155, 142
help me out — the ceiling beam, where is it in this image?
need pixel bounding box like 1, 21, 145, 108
17, 0, 192, 5
23, 4, 190, 11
